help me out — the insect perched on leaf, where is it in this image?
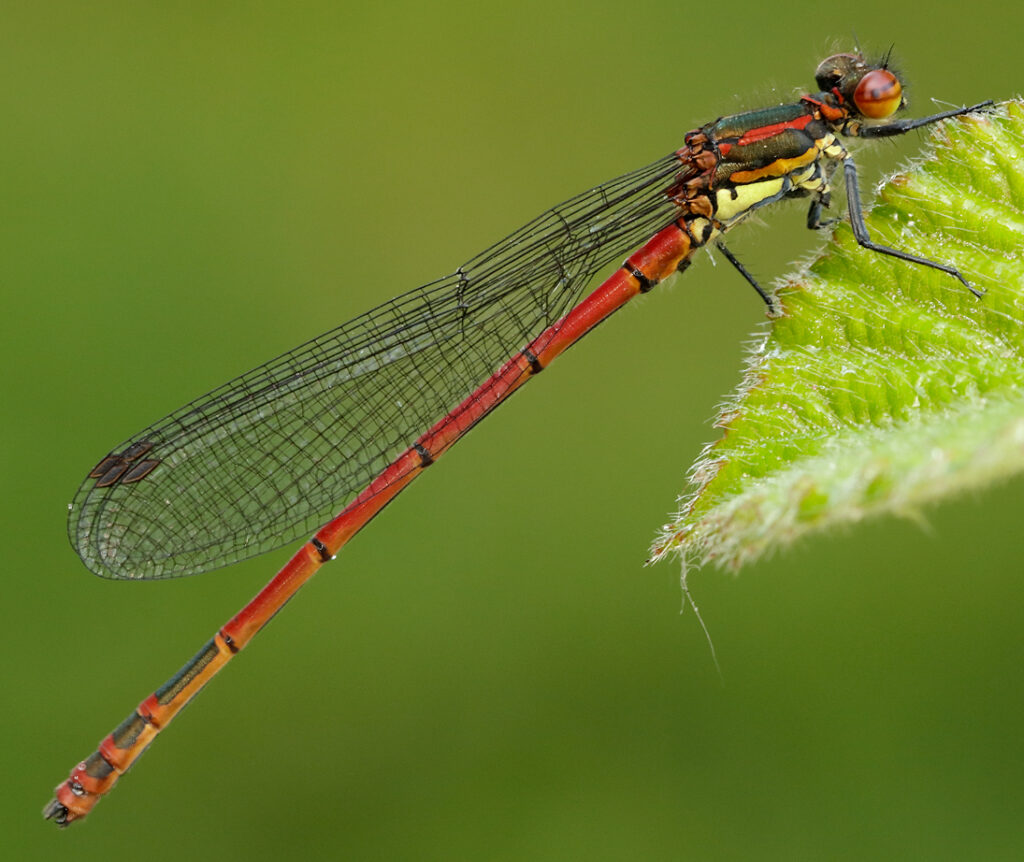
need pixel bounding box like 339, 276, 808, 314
46, 52, 991, 826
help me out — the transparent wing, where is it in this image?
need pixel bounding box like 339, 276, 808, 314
70, 154, 683, 579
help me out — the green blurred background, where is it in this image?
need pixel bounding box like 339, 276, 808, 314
4, 1, 1022, 858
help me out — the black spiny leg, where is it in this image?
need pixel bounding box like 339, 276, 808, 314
855, 101, 993, 138
807, 190, 835, 230
807, 158, 839, 231
716, 241, 778, 312
842, 157, 983, 297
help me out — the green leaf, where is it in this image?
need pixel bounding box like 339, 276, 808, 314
652, 101, 1024, 570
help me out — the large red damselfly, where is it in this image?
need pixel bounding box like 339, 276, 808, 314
45, 52, 991, 825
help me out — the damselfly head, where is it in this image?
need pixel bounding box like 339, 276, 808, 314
815, 53, 905, 120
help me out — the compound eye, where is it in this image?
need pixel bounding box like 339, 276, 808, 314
854, 69, 903, 118
815, 52, 859, 91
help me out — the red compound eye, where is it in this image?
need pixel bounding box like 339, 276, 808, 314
853, 69, 903, 119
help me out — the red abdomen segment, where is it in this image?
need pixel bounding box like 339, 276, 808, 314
45, 219, 694, 826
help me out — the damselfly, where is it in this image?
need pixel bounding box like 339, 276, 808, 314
45, 52, 991, 825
